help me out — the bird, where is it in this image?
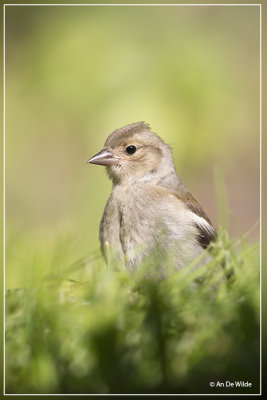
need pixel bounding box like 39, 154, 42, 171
88, 122, 216, 273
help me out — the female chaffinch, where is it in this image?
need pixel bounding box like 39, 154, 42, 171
88, 122, 216, 271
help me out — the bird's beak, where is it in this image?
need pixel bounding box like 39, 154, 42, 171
87, 149, 119, 166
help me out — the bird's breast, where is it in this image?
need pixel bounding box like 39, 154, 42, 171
101, 184, 201, 271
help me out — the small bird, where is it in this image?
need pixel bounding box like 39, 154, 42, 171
88, 122, 216, 272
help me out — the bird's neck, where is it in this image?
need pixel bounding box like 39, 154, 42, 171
112, 164, 187, 193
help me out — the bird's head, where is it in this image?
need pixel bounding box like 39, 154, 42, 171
88, 122, 177, 185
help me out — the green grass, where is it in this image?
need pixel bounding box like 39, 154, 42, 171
5, 226, 260, 394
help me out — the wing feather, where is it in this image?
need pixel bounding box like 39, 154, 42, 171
173, 190, 217, 248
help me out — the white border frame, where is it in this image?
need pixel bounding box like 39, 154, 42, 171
3, 3, 262, 396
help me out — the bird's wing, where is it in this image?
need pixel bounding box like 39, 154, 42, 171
173, 191, 217, 249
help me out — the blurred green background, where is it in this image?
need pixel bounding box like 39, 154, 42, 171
5, 5, 260, 289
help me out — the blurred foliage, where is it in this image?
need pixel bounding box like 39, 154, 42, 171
5, 228, 260, 394
5, 6, 260, 290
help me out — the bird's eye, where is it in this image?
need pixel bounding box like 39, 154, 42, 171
125, 145, 136, 155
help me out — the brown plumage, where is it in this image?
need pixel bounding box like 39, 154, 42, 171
88, 122, 216, 271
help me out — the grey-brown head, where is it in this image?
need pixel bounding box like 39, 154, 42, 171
88, 122, 181, 187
